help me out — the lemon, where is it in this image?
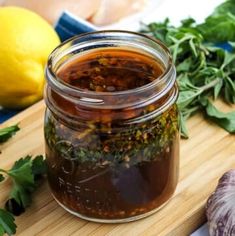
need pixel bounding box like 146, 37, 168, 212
0, 7, 60, 109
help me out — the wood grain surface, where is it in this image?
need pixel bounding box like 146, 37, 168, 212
0, 100, 235, 236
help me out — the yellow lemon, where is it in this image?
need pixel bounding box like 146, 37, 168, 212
0, 7, 60, 109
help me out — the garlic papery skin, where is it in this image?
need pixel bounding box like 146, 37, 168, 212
206, 170, 235, 236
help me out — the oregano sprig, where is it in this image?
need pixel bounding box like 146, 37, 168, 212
142, 0, 235, 137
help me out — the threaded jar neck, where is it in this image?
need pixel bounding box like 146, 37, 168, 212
45, 31, 177, 124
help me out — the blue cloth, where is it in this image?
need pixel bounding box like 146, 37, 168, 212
55, 11, 97, 42
0, 109, 18, 123
216, 42, 233, 52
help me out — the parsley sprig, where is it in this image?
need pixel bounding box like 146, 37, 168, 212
0, 125, 46, 236
143, 0, 235, 138
0, 155, 46, 213
0, 155, 46, 236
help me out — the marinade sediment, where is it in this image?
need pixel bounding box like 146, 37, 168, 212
45, 49, 179, 220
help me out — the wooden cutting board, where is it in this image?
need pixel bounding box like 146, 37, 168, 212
0, 100, 235, 236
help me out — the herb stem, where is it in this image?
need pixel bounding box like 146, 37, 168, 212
183, 106, 200, 116
200, 78, 221, 92
189, 78, 221, 101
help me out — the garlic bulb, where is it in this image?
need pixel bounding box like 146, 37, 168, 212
206, 170, 235, 236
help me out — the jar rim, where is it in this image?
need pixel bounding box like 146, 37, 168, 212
46, 30, 177, 109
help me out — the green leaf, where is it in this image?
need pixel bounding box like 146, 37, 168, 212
197, 13, 235, 42
201, 98, 235, 133
200, 0, 235, 42
0, 227, 4, 236
177, 74, 199, 90
177, 77, 201, 109
179, 112, 189, 139
181, 18, 196, 28
4, 155, 46, 212
224, 76, 235, 103
7, 157, 34, 208
31, 155, 47, 179
214, 79, 223, 99
177, 90, 199, 109
0, 174, 4, 183
9, 184, 32, 208
0, 125, 20, 143
176, 58, 192, 72
0, 209, 16, 236
8, 156, 34, 187
213, 0, 235, 16
142, 19, 170, 43
221, 51, 235, 69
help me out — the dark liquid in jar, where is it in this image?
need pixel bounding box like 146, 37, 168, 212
45, 49, 179, 220
57, 49, 164, 92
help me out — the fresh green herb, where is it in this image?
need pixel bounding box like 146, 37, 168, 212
0, 118, 45, 235
197, 0, 235, 42
200, 97, 235, 133
142, 0, 235, 137
0, 209, 16, 236
0, 155, 46, 216
0, 125, 20, 143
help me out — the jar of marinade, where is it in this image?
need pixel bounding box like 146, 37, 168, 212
44, 31, 179, 223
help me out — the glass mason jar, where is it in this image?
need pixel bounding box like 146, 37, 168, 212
44, 31, 179, 223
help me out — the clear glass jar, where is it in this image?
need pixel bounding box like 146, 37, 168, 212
44, 31, 179, 223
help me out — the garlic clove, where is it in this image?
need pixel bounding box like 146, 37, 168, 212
206, 170, 235, 236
